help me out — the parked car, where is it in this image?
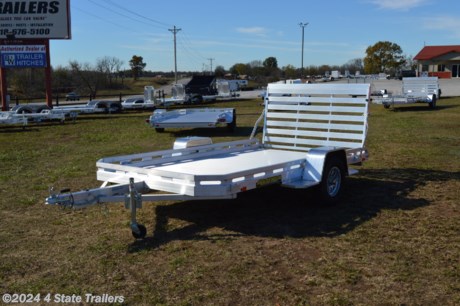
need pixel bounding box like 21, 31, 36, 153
121, 97, 154, 110
65, 92, 80, 101
86, 100, 122, 113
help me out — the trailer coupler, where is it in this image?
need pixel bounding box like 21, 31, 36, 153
47, 187, 75, 208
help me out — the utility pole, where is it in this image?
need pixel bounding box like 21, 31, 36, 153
299, 22, 308, 78
208, 58, 214, 75
168, 25, 181, 83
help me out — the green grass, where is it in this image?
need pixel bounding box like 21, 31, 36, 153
0, 97, 459, 305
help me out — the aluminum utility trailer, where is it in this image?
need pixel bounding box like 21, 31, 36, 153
373, 77, 441, 109
145, 85, 186, 108
46, 83, 370, 239
146, 108, 236, 132
147, 82, 237, 108
0, 109, 66, 128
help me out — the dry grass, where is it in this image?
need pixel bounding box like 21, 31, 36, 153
0, 97, 459, 305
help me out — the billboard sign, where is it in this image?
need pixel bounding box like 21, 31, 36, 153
0, 0, 71, 39
0, 45, 47, 67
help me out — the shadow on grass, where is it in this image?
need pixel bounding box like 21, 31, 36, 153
0, 121, 67, 132
388, 100, 459, 112
128, 168, 458, 252
168, 126, 257, 138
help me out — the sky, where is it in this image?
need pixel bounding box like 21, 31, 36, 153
50, 0, 460, 72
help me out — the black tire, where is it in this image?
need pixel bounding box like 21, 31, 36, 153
16, 107, 33, 114
318, 155, 346, 205
428, 95, 437, 109
192, 94, 203, 104
383, 104, 390, 109
155, 127, 165, 133
227, 110, 236, 132
132, 224, 147, 239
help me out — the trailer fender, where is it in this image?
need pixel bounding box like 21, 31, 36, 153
302, 147, 348, 183
173, 136, 213, 150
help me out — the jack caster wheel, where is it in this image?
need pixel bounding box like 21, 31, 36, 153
131, 224, 147, 239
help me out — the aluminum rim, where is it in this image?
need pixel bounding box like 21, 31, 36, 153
327, 166, 342, 197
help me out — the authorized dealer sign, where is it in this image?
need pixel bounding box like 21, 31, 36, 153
0, 45, 46, 67
0, 0, 71, 39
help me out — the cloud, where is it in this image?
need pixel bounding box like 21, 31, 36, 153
236, 27, 267, 36
422, 15, 460, 39
370, 0, 429, 10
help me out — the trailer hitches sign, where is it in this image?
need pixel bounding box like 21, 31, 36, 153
0, 45, 47, 67
0, 0, 71, 39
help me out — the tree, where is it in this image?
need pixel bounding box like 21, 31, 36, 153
263, 57, 278, 69
402, 54, 417, 70
262, 56, 280, 80
282, 64, 297, 79
229, 63, 249, 76
9, 68, 45, 99
96, 56, 124, 87
69, 60, 104, 96
364, 41, 405, 74
129, 55, 146, 80
214, 65, 226, 78
343, 58, 364, 75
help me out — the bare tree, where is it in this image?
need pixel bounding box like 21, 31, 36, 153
69, 60, 104, 96
96, 56, 124, 88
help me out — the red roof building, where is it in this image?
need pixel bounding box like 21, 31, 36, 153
414, 45, 460, 78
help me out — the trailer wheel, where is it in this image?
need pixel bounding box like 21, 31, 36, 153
318, 156, 345, 204
131, 224, 147, 239
383, 104, 390, 109
428, 95, 437, 109
155, 127, 165, 133
227, 110, 236, 132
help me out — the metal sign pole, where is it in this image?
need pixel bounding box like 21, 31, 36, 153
44, 39, 52, 108
0, 64, 7, 111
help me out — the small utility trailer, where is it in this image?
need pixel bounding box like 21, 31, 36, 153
46, 83, 370, 239
373, 77, 441, 109
146, 108, 236, 132
0, 109, 66, 128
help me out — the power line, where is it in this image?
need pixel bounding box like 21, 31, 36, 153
73, 5, 137, 32
101, 0, 172, 29
177, 33, 207, 65
86, 0, 167, 30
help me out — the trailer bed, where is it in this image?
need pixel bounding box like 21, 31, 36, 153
156, 148, 304, 176
96, 138, 309, 196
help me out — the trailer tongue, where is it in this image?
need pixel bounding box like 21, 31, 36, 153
46, 83, 370, 239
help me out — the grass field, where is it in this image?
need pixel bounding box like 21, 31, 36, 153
1, 96, 459, 305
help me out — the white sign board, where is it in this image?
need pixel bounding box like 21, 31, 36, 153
0, 0, 71, 39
